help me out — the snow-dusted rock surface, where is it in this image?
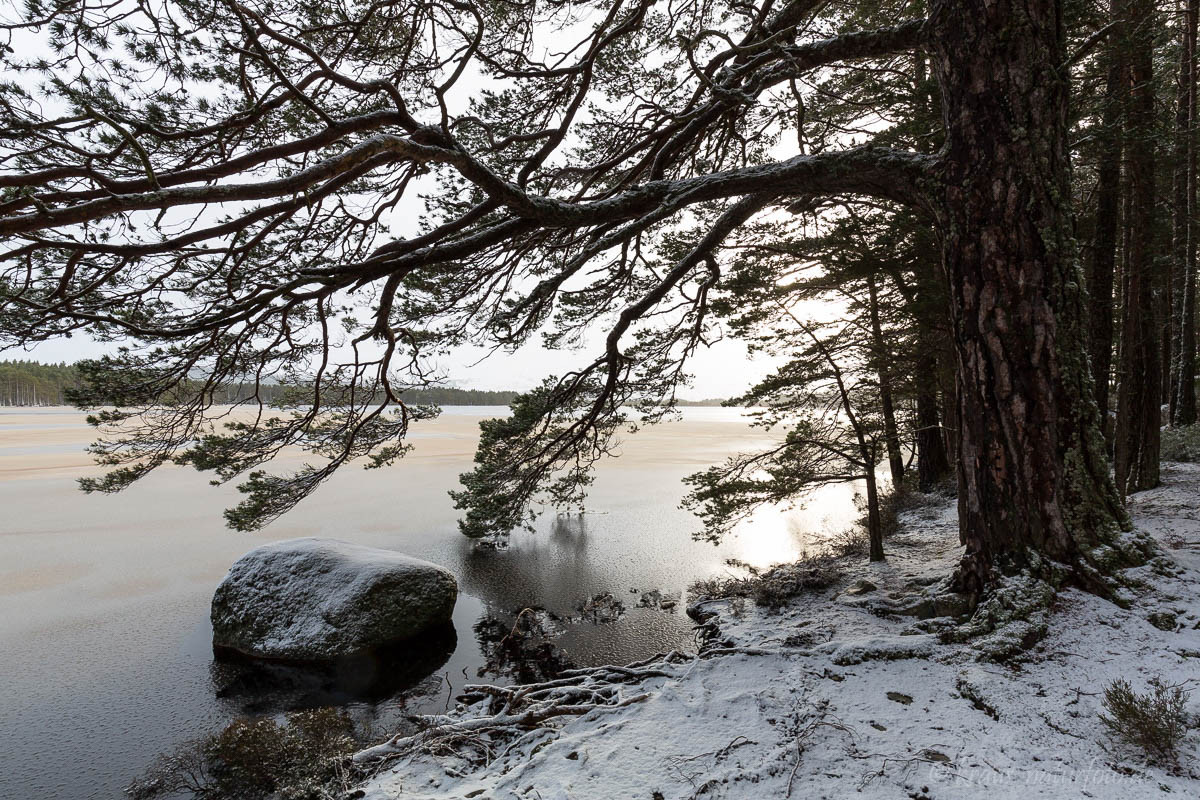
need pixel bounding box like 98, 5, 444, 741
356, 466, 1200, 799
211, 538, 457, 661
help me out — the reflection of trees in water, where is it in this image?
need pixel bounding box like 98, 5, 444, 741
472, 608, 575, 684
457, 511, 700, 670
455, 513, 605, 617
471, 586, 641, 685
550, 513, 590, 550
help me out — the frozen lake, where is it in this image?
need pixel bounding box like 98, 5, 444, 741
0, 406, 867, 799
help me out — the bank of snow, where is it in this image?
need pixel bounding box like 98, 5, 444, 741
356, 466, 1200, 799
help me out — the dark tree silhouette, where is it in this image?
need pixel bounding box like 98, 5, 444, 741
1113, 3, 1162, 496
0, 0, 1151, 599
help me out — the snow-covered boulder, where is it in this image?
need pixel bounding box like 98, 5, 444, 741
211, 538, 458, 661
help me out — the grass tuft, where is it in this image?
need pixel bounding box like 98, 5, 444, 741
1099, 677, 1193, 764
1161, 424, 1200, 462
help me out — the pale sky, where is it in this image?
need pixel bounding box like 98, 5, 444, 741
2, 5, 804, 401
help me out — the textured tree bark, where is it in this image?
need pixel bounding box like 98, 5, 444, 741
929, 0, 1129, 598
1114, 0, 1162, 494
1178, 0, 1200, 426
1088, 49, 1123, 440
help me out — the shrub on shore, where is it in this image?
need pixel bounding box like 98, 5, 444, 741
1099, 677, 1193, 765
1161, 425, 1200, 463
127, 708, 368, 800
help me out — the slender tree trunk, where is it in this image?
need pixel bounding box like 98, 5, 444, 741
1089, 48, 1123, 440
930, 0, 1130, 598
1171, 0, 1195, 424
910, 43, 952, 493
914, 318, 952, 492
809, 325, 885, 562
916, 346, 951, 492
866, 275, 905, 487
1118, 131, 1132, 383
863, 451, 884, 562
1178, 0, 1200, 425
1114, 3, 1162, 493
939, 356, 958, 470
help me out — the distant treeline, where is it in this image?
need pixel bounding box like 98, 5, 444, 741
0, 361, 520, 406
0, 360, 728, 407
397, 387, 518, 405
0, 360, 83, 406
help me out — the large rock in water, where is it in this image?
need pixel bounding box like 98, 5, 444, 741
211, 538, 457, 661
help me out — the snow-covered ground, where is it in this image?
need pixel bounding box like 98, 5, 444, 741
356, 465, 1200, 799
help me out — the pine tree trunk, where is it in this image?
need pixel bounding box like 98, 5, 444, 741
911, 46, 952, 493
1171, 0, 1194, 425
1178, 0, 1200, 425
1088, 48, 1123, 440
930, 0, 1130, 598
1114, 0, 1162, 493
915, 346, 951, 492
938, 356, 959, 468
866, 275, 905, 487
864, 457, 884, 563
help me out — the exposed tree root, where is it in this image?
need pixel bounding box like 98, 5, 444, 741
353, 651, 691, 766
935, 529, 1161, 660
848, 525, 1164, 662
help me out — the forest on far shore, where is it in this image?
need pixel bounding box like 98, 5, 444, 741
0, 361, 80, 406
0, 361, 726, 408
